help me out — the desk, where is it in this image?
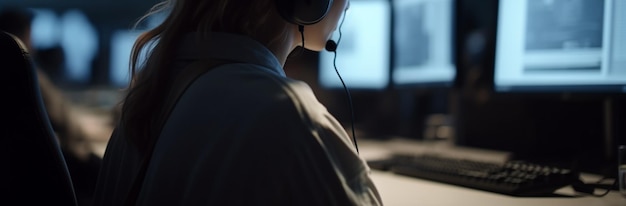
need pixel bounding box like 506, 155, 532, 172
360, 138, 626, 206
369, 171, 624, 206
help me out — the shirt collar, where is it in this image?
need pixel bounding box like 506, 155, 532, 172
176, 32, 286, 77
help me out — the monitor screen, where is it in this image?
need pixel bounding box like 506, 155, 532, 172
318, 0, 391, 90
392, 0, 456, 87
30, 8, 61, 50
110, 12, 165, 88
60, 9, 99, 84
110, 30, 141, 88
495, 0, 626, 93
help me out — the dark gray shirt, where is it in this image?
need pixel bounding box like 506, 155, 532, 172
92, 32, 382, 206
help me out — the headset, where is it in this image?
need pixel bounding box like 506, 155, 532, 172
275, 0, 334, 25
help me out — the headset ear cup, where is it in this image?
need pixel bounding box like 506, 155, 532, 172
276, 0, 333, 25
275, 0, 295, 24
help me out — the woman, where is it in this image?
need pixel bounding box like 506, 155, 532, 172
93, 0, 382, 205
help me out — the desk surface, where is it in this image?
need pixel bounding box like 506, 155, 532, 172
360, 138, 626, 206
370, 170, 625, 206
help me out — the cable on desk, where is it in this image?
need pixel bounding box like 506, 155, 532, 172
572, 178, 616, 197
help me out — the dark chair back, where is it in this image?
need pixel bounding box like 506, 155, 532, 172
0, 31, 78, 206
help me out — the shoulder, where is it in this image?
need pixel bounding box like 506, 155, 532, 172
189, 62, 325, 117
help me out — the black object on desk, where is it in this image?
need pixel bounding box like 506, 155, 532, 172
368, 154, 579, 197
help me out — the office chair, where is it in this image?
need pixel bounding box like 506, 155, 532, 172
0, 31, 78, 206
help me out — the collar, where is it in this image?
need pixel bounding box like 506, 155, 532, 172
175, 32, 286, 77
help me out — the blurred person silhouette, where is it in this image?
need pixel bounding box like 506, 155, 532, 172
0, 7, 103, 206
92, 0, 382, 205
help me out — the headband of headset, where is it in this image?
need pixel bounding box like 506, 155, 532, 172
275, 0, 333, 25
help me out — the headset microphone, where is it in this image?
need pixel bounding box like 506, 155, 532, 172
325, 40, 337, 52
325, 9, 358, 154
326, 38, 358, 154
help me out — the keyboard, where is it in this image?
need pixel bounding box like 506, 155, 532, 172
368, 154, 579, 197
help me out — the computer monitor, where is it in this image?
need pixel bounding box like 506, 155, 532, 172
31, 9, 98, 85
495, 0, 626, 93
318, 0, 391, 90
392, 0, 456, 88
110, 30, 141, 88
60, 10, 99, 84
110, 12, 165, 88
30, 8, 61, 50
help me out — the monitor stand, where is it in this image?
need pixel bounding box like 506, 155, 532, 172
602, 97, 625, 179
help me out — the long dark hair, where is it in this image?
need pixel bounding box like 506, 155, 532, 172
120, 0, 291, 155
